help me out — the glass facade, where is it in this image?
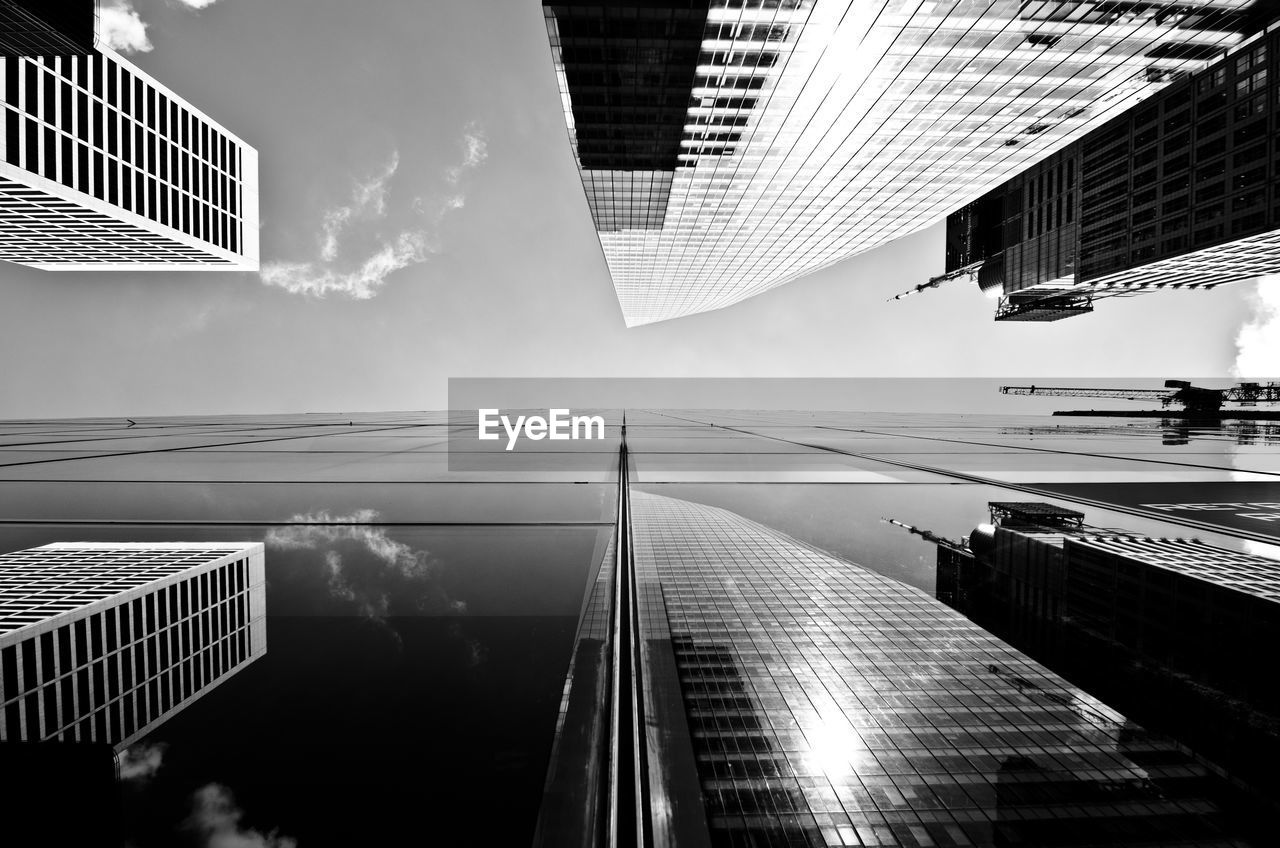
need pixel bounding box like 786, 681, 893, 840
625, 491, 1256, 846
544, 0, 1262, 325
0, 45, 259, 271
3, 407, 1278, 845
944, 20, 1280, 321
0, 0, 97, 56
0, 542, 266, 750
938, 504, 1280, 812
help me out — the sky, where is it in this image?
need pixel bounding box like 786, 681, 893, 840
0, 0, 1276, 419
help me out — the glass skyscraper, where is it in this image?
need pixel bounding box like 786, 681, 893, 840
2, 407, 1277, 845
941, 19, 1280, 321
936, 501, 1280, 807
539, 483, 1262, 846
0, 5, 259, 271
0, 542, 266, 750
543, 0, 1266, 325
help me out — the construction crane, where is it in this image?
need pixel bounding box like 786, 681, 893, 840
886, 263, 982, 301
1000, 380, 1280, 414
880, 517, 969, 554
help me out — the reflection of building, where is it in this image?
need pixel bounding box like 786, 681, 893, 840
943, 19, 1280, 320
0, 11, 259, 271
543, 0, 1266, 325
539, 488, 1256, 845
938, 502, 1280, 805
0, 543, 266, 751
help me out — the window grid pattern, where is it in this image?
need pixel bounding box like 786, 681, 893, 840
1077, 29, 1278, 279
550, 0, 1255, 325
0, 543, 265, 752
0, 49, 255, 269
631, 492, 1248, 847
1073, 534, 1280, 601
0, 0, 96, 57
0, 177, 232, 265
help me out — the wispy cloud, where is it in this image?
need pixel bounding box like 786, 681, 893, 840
320, 154, 399, 262
260, 126, 489, 299
185, 784, 297, 848
119, 741, 167, 782
264, 510, 466, 618
447, 130, 489, 184
1233, 275, 1280, 377
261, 231, 431, 300
99, 1, 153, 54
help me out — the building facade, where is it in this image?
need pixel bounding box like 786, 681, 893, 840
545, 0, 1267, 325
538, 488, 1260, 846
943, 18, 1280, 320
937, 502, 1280, 805
0, 542, 267, 751
0, 8, 259, 272
0, 0, 97, 56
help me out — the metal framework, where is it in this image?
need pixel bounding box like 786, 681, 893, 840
1000, 380, 1280, 413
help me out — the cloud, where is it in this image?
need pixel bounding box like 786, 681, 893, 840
99, 1, 153, 54
264, 510, 466, 618
1234, 275, 1280, 377
260, 231, 430, 299
118, 741, 167, 782
185, 784, 297, 848
320, 154, 400, 262
260, 127, 489, 299
175, 0, 222, 8
447, 128, 489, 184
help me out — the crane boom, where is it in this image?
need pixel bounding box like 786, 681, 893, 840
1000, 381, 1280, 413
1001, 386, 1174, 401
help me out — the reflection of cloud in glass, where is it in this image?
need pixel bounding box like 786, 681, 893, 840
185, 783, 297, 848
1244, 540, 1280, 561
264, 510, 466, 618
118, 741, 167, 782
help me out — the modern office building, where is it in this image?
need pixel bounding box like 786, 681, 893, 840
0, 3, 259, 271
0, 0, 97, 56
537, 487, 1259, 846
543, 0, 1268, 325
0, 542, 267, 751
936, 502, 1280, 804
940, 18, 1280, 320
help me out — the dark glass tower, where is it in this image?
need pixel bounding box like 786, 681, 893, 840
942, 18, 1280, 320
537, 484, 1261, 846
936, 502, 1280, 809
0, 0, 97, 57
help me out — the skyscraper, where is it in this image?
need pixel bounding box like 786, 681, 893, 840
938, 17, 1280, 320
0, 0, 97, 56
936, 502, 1280, 805
0, 542, 266, 751
543, 0, 1266, 325
537, 485, 1260, 846
0, 9, 259, 271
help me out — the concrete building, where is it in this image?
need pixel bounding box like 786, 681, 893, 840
0, 3, 259, 271
0, 542, 266, 751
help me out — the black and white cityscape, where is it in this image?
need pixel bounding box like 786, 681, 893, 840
1, 2, 1279, 847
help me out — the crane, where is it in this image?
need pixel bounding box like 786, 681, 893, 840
886, 262, 982, 301
880, 517, 969, 554
1000, 380, 1280, 414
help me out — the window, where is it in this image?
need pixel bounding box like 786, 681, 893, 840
1235, 68, 1267, 97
